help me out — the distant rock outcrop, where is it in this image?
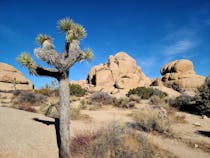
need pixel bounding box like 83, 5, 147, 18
0, 62, 33, 91
152, 59, 205, 93
87, 52, 151, 93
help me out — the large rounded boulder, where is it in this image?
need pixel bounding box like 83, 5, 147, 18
87, 52, 151, 93
0, 63, 33, 91
153, 59, 205, 92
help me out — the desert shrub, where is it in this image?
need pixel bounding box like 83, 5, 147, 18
169, 77, 210, 117
34, 88, 58, 96
17, 103, 37, 113
70, 122, 155, 158
128, 94, 141, 103
131, 110, 171, 135
34, 81, 59, 96
113, 97, 136, 108
71, 131, 96, 157
69, 84, 87, 97
169, 94, 202, 116
193, 77, 210, 116
71, 106, 81, 120
127, 87, 167, 99
150, 95, 165, 105
70, 106, 91, 121
169, 95, 194, 109
80, 99, 87, 109
15, 91, 46, 106
91, 92, 114, 105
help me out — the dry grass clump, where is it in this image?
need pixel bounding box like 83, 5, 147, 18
166, 108, 187, 124
113, 97, 136, 108
131, 110, 172, 136
149, 95, 165, 105
128, 94, 141, 103
70, 122, 156, 158
70, 106, 91, 121
80, 99, 87, 109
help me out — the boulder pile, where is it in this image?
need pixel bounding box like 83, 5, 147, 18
87, 52, 151, 93
152, 59, 205, 92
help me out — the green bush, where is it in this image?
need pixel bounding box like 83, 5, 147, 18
126, 87, 167, 99
169, 95, 194, 109
69, 84, 87, 97
194, 77, 210, 116
169, 77, 210, 117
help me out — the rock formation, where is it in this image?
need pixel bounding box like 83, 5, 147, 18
87, 52, 151, 93
152, 59, 205, 92
0, 62, 33, 91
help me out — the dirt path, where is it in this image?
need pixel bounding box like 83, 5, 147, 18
147, 134, 210, 158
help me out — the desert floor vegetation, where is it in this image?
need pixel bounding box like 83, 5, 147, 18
2, 80, 210, 158
70, 121, 177, 158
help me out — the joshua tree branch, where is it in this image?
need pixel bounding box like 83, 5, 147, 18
62, 40, 84, 68
27, 62, 61, 79
34, 48, 63, 70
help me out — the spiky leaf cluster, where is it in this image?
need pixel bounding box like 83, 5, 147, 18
83, 48, 94, 62
58, 18, 86, 42
17, 52, 33, 67
36, 34, 52, 45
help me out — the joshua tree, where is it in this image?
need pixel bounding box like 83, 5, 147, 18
17, 18, 93, 158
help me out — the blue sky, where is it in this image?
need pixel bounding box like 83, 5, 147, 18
0, 0, 210, 88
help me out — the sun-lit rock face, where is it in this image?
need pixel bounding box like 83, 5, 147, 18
0, 62, 33, 91
152, 59, 205, 92
87, 52, 151, 93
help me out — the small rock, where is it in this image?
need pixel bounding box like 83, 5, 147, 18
201, 115, 207, 119
194, 144, 199, 148
193, 122, 201, 127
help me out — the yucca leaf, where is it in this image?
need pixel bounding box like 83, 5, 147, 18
16, 52, 33, 67
75, 24, 86, 40
58, 17, 87, 42
36, 34, 52, 45
84, 48, 94, 62
57, 17, 74, 32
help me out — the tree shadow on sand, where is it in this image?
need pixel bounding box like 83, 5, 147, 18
196, 130, 210, 138
32, 118, 61, 152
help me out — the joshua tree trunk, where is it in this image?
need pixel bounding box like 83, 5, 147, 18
58, 72, 71, 158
